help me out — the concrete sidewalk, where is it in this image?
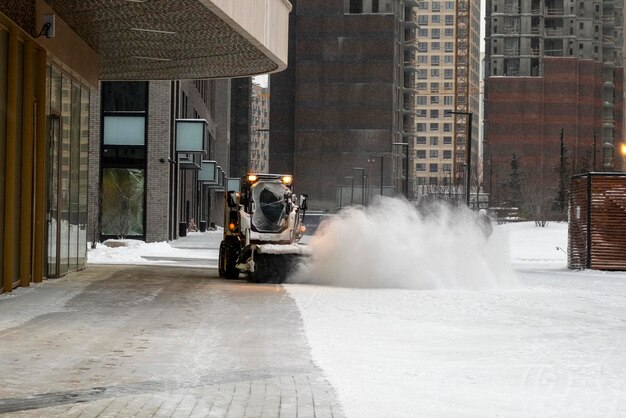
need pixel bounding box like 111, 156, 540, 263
0, 265, 343, 417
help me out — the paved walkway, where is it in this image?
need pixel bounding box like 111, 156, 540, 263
0, 265, 343, 417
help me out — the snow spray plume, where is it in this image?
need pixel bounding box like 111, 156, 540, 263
291, 197, 518, 290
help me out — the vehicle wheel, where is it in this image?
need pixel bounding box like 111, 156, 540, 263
223, 239, 240, 280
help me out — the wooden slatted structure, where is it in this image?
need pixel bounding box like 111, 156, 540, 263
568, 173, 626, 270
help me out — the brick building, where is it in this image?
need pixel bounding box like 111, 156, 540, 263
484, 0, 624, 214
269, 0, 417, 211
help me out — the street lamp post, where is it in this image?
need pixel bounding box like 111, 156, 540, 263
345, 176, 355, 205
353, 167, 366, 205
369, 155, 384, 197
392, 142, 410, 198
446, 111, 473, 207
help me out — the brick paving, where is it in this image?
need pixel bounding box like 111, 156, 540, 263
0, 266, 343, 417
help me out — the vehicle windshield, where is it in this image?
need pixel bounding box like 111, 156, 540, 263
251, 180, 290, 233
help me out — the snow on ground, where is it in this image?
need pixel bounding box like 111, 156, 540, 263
285, 202, 626, 417
85, 205, 626, 416
87, 230, 222, 266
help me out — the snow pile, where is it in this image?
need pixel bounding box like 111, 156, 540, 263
291, 197, 516, 290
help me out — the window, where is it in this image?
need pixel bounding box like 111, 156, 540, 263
443, 136, 452, 144
417, 123, 427, 132
445, 42, 454, 52
431, 1, 441, 11
430, 136, 439, 145
417, 69, 427, 79
429, 177, 438, 185
417, 136, 427, 144
432, 29, 440, 39
445, 15, 454, 25
417, 150, 426, 159
417, 82, 427, 90
103, 116, 145, 145
418, 16, 428, 26
431, 69, 440, 78
418, 28, 429, 37
444, 82, 453, 90
445, 1, 454, 9
430, 123, 439, 131
432, 15, 440, 24
445, 28, 454, 37
430, 109, 439, 118
418, 55, 428, 64
443, 123, 452, 132
348, 0, 362, 13
429, 163, 439, 172
431, 42, 440, 50
417, 177, 427, 185
443, 150, 452, 159
444, 69, 453, 79
416, 109, 427, 117
418, 42, 428, 52
429, 150, 439, 158
417, 96, 427, 105
431, 56, 440, 66
444, 96, 453, 105
416, 163, 426, 172
430, 95, 439, 104
444, 55, 454, 64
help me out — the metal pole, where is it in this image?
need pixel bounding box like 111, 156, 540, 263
351, 177, 354, 205
466, 112, 472, 207
592, 130, 597, 171
380, 156, 384, 197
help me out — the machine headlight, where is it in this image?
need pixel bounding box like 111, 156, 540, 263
247, 174, 258, 183
281, 175, 293, 185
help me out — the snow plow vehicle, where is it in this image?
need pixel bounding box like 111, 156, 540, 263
218, 174, 309, 283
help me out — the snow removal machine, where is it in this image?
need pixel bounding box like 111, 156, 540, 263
218, 174, 309, 283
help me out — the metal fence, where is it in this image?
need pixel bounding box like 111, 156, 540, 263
568, 173, 626, 270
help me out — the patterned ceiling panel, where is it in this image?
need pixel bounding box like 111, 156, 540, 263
45, 0, 279, 80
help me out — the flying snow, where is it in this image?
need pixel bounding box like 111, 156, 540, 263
291, 197, 517, 290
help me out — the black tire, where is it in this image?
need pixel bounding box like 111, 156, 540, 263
222, 239, 240, 280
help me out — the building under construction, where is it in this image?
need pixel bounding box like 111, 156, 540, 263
484, 0, 624, 212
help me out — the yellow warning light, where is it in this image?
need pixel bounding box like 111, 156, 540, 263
281, 175, 293, 185
247, 174, 258, 182
229, 222, 236, 231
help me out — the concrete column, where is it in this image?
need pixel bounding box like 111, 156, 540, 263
3, 27, 18, 293
19, 40, 35, 287
33, 48, 47, 283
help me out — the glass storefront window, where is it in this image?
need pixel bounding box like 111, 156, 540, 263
101, 168, 145, 238
46, 66, 89, 277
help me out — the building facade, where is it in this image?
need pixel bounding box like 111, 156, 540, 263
87, 79, 232, 244
269, 0, 416, 211
484, 0, 624, 214
412, 0, 482, 200
0, 0, 291, 293
250, 82, 270, 173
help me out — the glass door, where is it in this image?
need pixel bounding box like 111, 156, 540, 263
46, 115, 60, 277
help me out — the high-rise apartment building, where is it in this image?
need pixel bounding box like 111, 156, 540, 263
412, 0, 482, 199
269, 0, 417, 211
250, 83, 270, 173
484, 0, 624, 212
